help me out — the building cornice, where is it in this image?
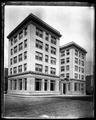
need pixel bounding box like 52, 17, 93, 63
8, 71, 60, 78
7, 13, 62, 39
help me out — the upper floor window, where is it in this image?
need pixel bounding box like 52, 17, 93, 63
45, 44, 49, 52
35, 63, 43, 72
18, 65, 22, 73
79, 52, 81, 58
61, 50, 65, 57
14, 46, 17, 54
35, 51, 43, 61
24, 39, 27, 48
10, 68, 12, 75
50, 67, 56, 75
82, 61, 84, 66
66, 65, 69, 71
75, 49, 78, 56
10, 38, 13, 46
75, 73, 78, 79
45, 32, 49, 41
66, 57, 70, 63
13, 67, 17, 74
18, 53, 22, 62
51, 46, 56, 55
10, 58, 12, 65
79, 67, 81, 72
82, 53, 84, 59
14, 35, 17, 44
24, 27, 27, 36
11, 48, 13, 55
14, 56, 17, 64
66, 73, 69, 78
51, 57, 56, 65
24, 51, 27, 60
82, 68, 84, 73
66, 49, 70, 55
24, 63, 27, 71
51, 36, 56, 45
45, 55, 48, 62
36, 27, 43, 38
75, 57, 78, 64
75, 65, 78, 71
19, 31, 23, 40
81, 75, 84, 80
61, 66, 65, 72
61, 58, 65, 64
19, 42, 23, 51
60, 74, 65, 77
45, 66, 48, 74
79, 59, 81, 65
36, 39, 43, 49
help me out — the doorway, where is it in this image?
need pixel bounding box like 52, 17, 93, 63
63, 83, 66, 94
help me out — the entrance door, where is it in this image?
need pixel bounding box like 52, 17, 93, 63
63, 83, 66, 94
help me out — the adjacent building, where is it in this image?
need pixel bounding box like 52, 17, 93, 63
7, 13, 62, 95
60, 42, 87, 95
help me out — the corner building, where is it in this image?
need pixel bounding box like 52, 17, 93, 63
60, 42, 87, 95
7, 13, 61, 95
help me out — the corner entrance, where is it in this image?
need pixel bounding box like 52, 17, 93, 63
63, 83, 66, 94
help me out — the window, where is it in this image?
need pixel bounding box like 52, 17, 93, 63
24, 27, 27, 36
66, 57, 70, 63
61, 50, 65, 57
19, 79, 22, 90
35, 51, 43, 61
66, 65, 69, 71
24, 51, 27, 60
51, 57, 56, 65
24, 78, 27, 90
13, 67, 17, 74
18, 65, 22, 73
19, 42, 23, 51
50, 67, 56, 75
68, 83, 70, 91
19, 31, 23, 40
24, 39, 27, 48
45, 66, 48, 74
79, 59, 81, 65
44, 80, 48, 91
75, 57, 78, 64
82, 61, 84, 66
35, 78, 42, 91
14, 79, 17, 90
45, 44, 49, 52
51, 46, 56, 55
14, 56, 17, 64
50, 80, 55, 91
14, 35, 17, 43
51, 36, 56, 45
75, 73, 78, 79
18, 54, 22, 62
10, 38, 13, 46
36, 27, 43, 38
81, 75, 84, 80
14, 46, 17, 53
75, 49, 78, 56
35, 64, 43, 72
74, 83, 78, 91
10, 68, 12, 75
45, 55, 48, 62
79, 74, 80, 79
66, 49, 70, 55
66, 73, 69, 78
60, 74, 65, 77
79, 52, 81, 58
45, 32, 49, 41
82, 53, 84, 59
36, 39, 43, 49
82, 68, 84, 73
61, 66, 65, 72
61, 59, 65, 64
10, 80, 12, 90
10, 58, 12, 65
24, 63, 27, 71
11, 49, 13, 55
75, 65, 78, 71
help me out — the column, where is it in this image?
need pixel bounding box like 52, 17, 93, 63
30, 77, 35, 91
27, 77, 31, 91
55, 80, 59, 92
12, 80, 14, 90
47, 80, 50, 91
17, 79, 19, 90
41, 79, 44, 91
22, 78, 25, 90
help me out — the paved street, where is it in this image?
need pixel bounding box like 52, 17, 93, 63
3, 94, 94, 118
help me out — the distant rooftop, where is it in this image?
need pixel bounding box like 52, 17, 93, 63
7, 13, 62, 39
60, 41, 87, 53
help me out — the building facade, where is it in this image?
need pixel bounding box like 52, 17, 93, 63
60, 42, 87, 95
7, 13, 61, 95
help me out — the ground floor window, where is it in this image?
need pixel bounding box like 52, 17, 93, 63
19, 79, 22, 90
35, 78, 42, 91
68, 83, 70, 91
10, 80, 12, 90
25, 78, 27, 90
14, 79, 17, 90
50, 80, 55, 91
74, 83, 78, 91
44, 79, 48, 91
81, 83, 84, 93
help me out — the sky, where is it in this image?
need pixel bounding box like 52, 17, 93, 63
4, 5, 94, 75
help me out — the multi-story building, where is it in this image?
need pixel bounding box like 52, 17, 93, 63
60, 42, 87, 95
7, 13, 62, 95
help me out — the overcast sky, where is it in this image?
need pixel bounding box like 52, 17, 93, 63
4, 5, 94, 75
